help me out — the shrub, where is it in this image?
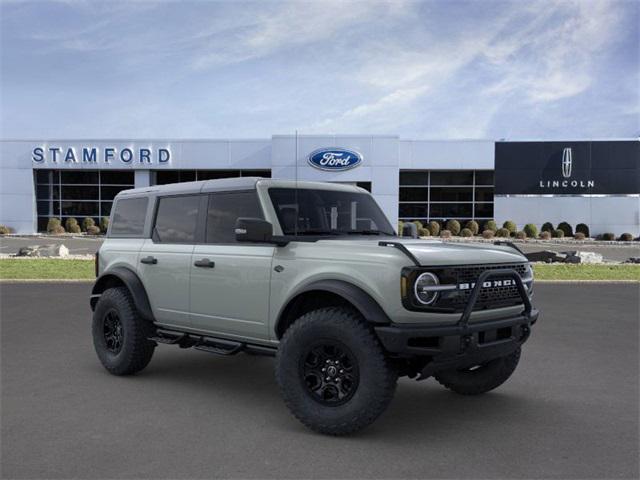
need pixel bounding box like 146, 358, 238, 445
460, 228, 473, 237
496, 228, 510, 238
397, 221, 404, 236
86, 225, 101, 235
0, 224, 12, 234
539, 231, 551, 240
428, 220, 441, 237
100, 216, 110, 232
481, 229, 495, 239
412, 220, 423, 230
575, 223, 590, 238
599, 232, 615, 241
619, 233, 633, 241
557, 221, 573, 237
484, 220, 497, 232
574, 232, 586, 240
445, 219, 461, 236
541, 222, 554, 233
50, 225, 66, 235
440, 229, 452, 238
523, 223, 538, 238
464, 220, 479, 235
65, 217, 81, 234
515, 231, 527, 240
552, 229, 565, 238
418, 227, 431, 237
82, 217, 96, 231
502, 220, 517, 235
46, 218, 61, 233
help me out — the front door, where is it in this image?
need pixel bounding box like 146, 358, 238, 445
138, 194, 202, 329
190, 191, 274, 341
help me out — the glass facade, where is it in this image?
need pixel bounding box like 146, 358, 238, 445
154, 169, 271, 185
399, 170, 494, 222
35, 170, 134, 232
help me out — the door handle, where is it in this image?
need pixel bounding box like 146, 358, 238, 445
194, 258, 215, 268
140, 256, 158, 265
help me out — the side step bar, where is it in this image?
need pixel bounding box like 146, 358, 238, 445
149, 328, 277, 357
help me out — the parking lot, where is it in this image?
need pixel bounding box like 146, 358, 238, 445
1, 282, 638, 479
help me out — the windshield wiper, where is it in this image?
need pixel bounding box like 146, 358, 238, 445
288, 230, 342, 236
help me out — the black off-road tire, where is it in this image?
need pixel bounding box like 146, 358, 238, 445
92, 287, 156, 376
434, 348, 521, 395
275, 307, 397, 436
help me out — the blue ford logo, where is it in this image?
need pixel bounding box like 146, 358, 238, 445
308, 148, 362, 171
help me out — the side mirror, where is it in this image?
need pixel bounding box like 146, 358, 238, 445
235, 218, 273, 243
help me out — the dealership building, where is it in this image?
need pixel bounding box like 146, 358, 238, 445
0, 136, 638, 235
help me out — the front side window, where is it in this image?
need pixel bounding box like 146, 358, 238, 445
206, 191, 263, 243
110, 197, 148, 237
153, 195, 200, 243
268, 188, 395, 236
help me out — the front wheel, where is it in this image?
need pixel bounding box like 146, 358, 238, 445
434, 348, 521, 395
275, 307, 397, 436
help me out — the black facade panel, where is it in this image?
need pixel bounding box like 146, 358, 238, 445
495, 140, 640, 195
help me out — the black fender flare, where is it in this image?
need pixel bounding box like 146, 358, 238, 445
90, 266, 154, 322
275, 279, 391, 337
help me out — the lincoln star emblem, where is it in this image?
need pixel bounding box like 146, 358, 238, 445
561, 147, 572, 178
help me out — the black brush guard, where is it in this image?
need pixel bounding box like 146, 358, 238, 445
374, 269, 539, 380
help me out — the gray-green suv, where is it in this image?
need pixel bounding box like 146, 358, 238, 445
91, 178, 538, 435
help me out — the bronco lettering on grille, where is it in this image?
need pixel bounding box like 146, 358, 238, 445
458, 279, 515, 290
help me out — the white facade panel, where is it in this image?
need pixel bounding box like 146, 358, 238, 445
401, 140, 494, 170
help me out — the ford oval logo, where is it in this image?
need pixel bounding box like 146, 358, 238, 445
307, 148, 362, 171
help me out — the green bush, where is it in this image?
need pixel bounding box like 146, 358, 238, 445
574, 232, 586, 240
496, 228, 510, 238
445, 219, 461, 236
619, 233, 633, 241
515, 231, 527, 240
50, 225, 65, 235
599, 232, 615, 241
65, 217, 81, 234
86, 225, 101, 235
575, 223, 590, 237
557, 221, 573, 237
100, 216, 109, 233
484, 220, 497, 232
427, 220, 441, 236
464, 220, 479, 235
82, 217, 96, 231
46, 218, 61, 233
502, 220, 517, 235
440, 229, 452, 238
541, 222, 554, 233
552, 229, 565, 238
0, 224, 12, 234
418, 227, 431, 237
397, 221, 404, 236
539, 231, 551, 240
412, 220, 423, 230
523, 223, 538, 238
481, 229, 495, 239
460, 228, 473, 237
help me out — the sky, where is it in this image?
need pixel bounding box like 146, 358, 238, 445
1, 0, 638, 140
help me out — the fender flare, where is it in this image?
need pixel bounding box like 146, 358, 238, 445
275, 279, 391, 337
90, 266, 154, 322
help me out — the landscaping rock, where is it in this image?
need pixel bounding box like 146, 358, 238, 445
525, 250, 566, 263
562, 251, 604, 264
624, 257, 640, 264
16, 244, 69, 258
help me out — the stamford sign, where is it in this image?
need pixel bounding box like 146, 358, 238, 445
32, 146, 171, 165
308, 147, 362, 171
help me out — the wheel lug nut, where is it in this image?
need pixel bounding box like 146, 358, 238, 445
322, 368, 326, 372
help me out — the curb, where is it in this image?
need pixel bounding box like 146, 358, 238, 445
534, 279, 639, 283
0, 279, 94, 283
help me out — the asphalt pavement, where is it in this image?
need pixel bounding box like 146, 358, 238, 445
1, 283, 638, 479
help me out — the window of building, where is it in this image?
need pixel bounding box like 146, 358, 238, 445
398, 170, 494, 223
153, 195, 201, 243
34, 170, 134, 232
206, 191, 264, 244
154, 169, 271, 185
110, 197, 148, 237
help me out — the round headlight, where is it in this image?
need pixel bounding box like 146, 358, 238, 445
414, 272, 440, 305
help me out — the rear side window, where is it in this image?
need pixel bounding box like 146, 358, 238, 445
206, 191, 263, 243
153, 195, 201, 243
109, 197, 148, 237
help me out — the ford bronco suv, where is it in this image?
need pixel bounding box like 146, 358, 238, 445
91, 178, 538, 435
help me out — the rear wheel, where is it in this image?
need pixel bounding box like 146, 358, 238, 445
434, 348, 521, 395
92, 287, 155, 375
275, 307, 397, 435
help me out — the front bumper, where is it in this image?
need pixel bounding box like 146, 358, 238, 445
375, 267, 539, 379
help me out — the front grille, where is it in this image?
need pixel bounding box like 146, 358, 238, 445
432, 263, 529, 312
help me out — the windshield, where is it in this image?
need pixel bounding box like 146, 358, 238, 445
268, 188, 395, 236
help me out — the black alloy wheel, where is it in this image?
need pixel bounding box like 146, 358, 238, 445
103, 309, 124, 354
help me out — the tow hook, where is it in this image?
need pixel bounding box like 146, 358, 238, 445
461, 335, 473, 353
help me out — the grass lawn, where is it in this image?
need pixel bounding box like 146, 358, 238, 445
0, 259, 638, 281
532, 263, 640, 281
0, 259, 95, 280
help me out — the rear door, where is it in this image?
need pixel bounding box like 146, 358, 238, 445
138, 194, 204, 329
190, 190, 274, 340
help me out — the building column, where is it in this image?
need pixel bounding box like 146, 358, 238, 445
134, 170, 152, 188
